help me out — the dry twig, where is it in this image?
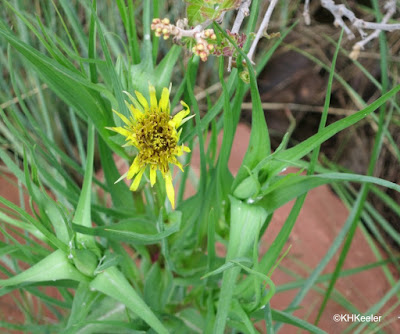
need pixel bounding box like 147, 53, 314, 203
350, 1, 397, 59
247, 0, 280, 62
228, 0, 252, 72
306, 0, 399, 60
303, 0, 311, 25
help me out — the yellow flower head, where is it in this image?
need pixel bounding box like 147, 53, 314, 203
107, 84, 192, 209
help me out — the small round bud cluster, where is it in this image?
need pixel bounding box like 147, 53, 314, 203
151, 18, 176, 40
191, 29, 217, 61
151, 18, 218, 62
203, 29, 217, 40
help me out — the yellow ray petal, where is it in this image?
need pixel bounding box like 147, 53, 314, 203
123, 91, 143, 111
150, 165, 157, 187
126, 136, 139, 147
174, 144, 190, 156
171, 108, 189, 128
135, 90, 149, 110
112, 109, 130, 125
180, 100, 189, 110
173, 160, 184, 172
159, 87, 170, 113
125, 102, 143, 120
105, 126, 131, 137
130, 167, 145, 191
127, 156, 141, 179
164, 171, 175, 209
149, 84, 158, 110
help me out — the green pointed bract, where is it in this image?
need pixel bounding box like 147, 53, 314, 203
72, 249, 98, 277
226, 196, 268, 260
89, 266, 168, 334
232, 173, 260, 200
0, 249, 90, 287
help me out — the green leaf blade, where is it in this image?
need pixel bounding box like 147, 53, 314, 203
90, 266, 168, 334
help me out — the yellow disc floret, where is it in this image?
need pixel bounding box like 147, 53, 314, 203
106, 84, 192, 209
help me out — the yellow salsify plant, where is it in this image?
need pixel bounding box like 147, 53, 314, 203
106, 84, 192, 208
2, 1, 400, 333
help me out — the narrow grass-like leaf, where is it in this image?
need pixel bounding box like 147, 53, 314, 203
315, 6, 391, 323
214, 24, 271, 191
73, 122, 97, 252
186, 57, 206, 194
98, 136, 134, 209
259, 173, 400, 213
216, 56, 235, 199
270, 309, 327, 334
286, 42, 400, 161
23, 148, 71, 245
258, 84, 400, 179
93, 6, 129, 123
0, 26, 123, 156
0, 322, 59, 333
58, 0, 87, 52
201, 257, 252, 279
277, 256, 400, 293
0, 209, 44, 241
72, 217, 180, 245
0, 195, 67, 251
116, 0, 140, 64
206, 207, 216, 273
88, 0, 98, 84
